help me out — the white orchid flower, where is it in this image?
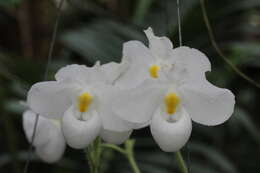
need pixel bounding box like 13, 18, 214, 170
27, 63, 132, 149
23, 110, 65, 163
112, 28, 235, 152
116, 27, 210, 90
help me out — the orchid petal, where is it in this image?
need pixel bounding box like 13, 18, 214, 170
55, 64, 89, 82
166, 47, 211, 83
35, 123, 66, 163
100, 62, 128, 84
144, 27, 173, 59
97, 85, 132, 132
27, 81, 71, 118
112, 81, 167, 128
116, 41, 154, 89
23, 110, 52, 146
100, 129, 132, 145
23, 110, 66, 163
55, 64, 107, 85
180, 79, 235, 126
62, 107, 101, 149
150, 108, 192, 152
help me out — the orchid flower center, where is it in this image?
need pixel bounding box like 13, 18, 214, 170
164, 93, 180, 115
149, 65, 160, 78
78, 92, 93, 113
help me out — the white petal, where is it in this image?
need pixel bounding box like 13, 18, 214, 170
150, 108, 192, 152
100, 62, 128, 84
35, 123, 66, 163
116, 41, 154, 89
55, 64, 88, 82
96, 85, 132, 132
144, 27, 173, 59
167, 47, 211, 83
62, 107, 101, 149
180, 79, 235, 126
100, 129, 132, 145
112, 81, 167, 128
23, 110, 54, 146
122, 41, 153, 63
55, 64, 107, 85
23, 110, 66, 163
27, 81, 71, 118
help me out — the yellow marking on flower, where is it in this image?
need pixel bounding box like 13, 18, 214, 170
149, 65, 160, 78
78, 92, 93, 113
164, 93, 180, 115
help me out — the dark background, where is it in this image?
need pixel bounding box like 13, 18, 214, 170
0, 0, 260, 172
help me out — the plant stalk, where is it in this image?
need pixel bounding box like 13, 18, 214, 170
124, 140, 141, 173
86, 138, 102, 173
127, 153, 141, 173
175, 150, 188, 173
102, 140, 141, 173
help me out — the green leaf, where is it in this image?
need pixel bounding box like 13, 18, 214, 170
190, 142, 238, 173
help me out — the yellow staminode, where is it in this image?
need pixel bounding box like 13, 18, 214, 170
78, 92, 93, 113
164, 93, 180, 115
149, 65, 160, 78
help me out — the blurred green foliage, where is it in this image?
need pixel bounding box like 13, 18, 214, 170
0, 0, 21, 7
0, 0, 260, 173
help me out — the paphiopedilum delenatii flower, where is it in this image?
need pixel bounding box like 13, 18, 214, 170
26, 27, 235, 153
27, 62, 132, 149
112, 28, 235, 152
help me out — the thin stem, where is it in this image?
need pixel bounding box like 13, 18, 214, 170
86, 151, 94, 173
23, 115, 39, 173
175, 1, 190, 172
86, 138, 102, 173
44, 0, 65, 80
101, 143, 126, 154
124, 140, 141, 173
101, 140, 141, 173
176, 0, 183, 46
200, 0, 260, 89
127, 153, 141, 173
175, 151, 188, 173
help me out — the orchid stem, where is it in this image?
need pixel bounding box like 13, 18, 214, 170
175, 150, 188, 173
101, 139, 141, 173
86, 138, 102, 173
101, 143, 126, 154
125, 140, 141, 173
127, 152, 141, 173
